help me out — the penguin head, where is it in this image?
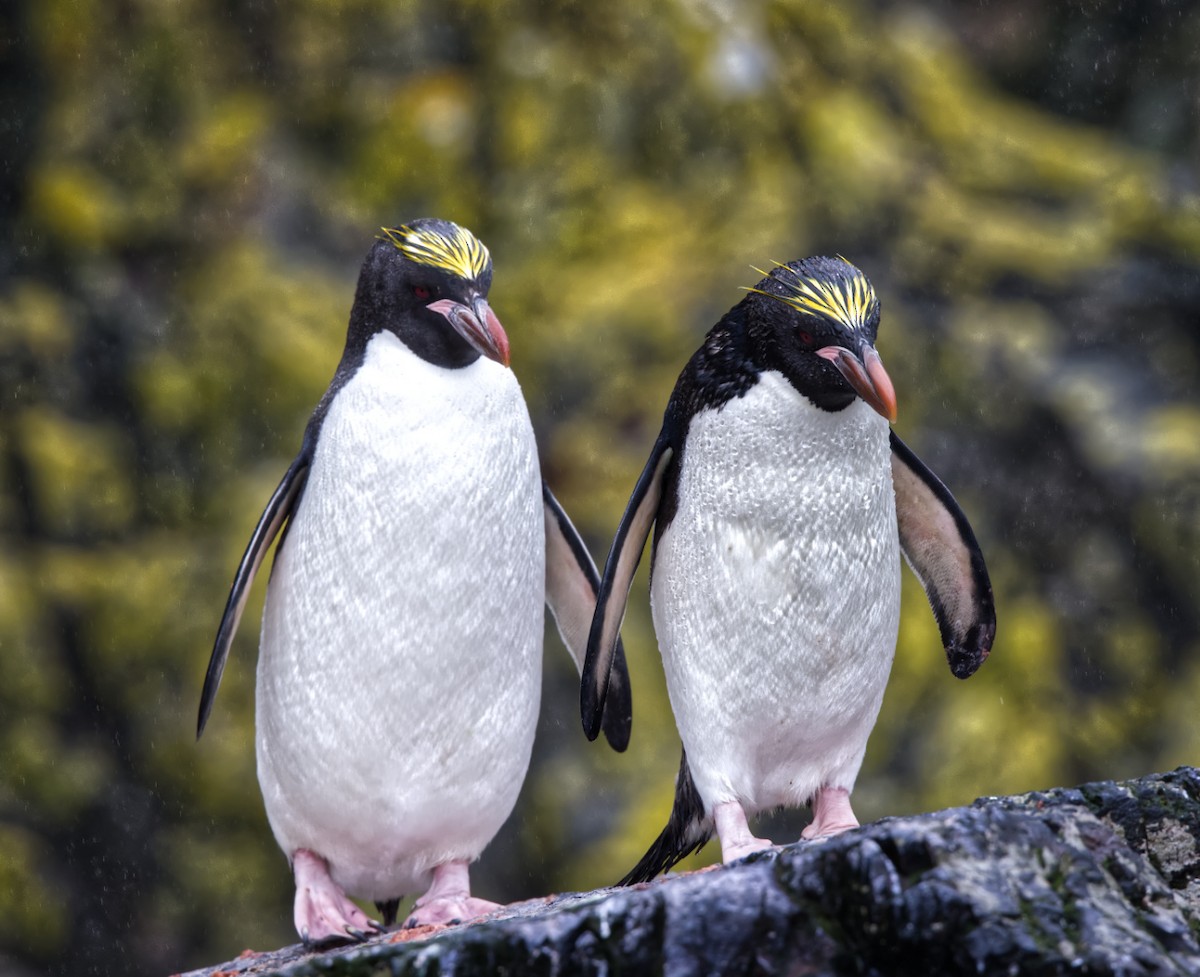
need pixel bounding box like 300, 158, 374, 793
745, 256, 897, 422
348, 218, 510, 369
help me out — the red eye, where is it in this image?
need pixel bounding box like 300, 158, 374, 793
799, 331, 814, 346
413, 285, 431, 300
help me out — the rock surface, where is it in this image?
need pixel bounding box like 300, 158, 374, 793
178, 768, 1200, 977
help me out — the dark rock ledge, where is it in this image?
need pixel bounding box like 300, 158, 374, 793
179, 768, 1200, 977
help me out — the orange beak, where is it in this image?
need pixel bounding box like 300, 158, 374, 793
815, 344, 897, 422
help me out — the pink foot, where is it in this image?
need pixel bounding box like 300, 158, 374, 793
403, 861, 502, 928
801, 786, 860, 840
292, 849, 379, 945
713, 800, 773, 863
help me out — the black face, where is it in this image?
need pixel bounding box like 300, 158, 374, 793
744, 257, 895, 421
344, 219, 506, 370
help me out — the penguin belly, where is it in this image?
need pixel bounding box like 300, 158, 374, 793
651, 371, 901, 816
256, 331, 544, 901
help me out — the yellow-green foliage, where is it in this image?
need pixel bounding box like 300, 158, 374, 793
2, 0, 1198, 973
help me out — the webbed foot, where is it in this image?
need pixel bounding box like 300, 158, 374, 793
292, 848, 380, 946
403, 860, 501, 928
713, 800, 773, 863
801, 786, 859, 840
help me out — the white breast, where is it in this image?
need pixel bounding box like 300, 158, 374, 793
256, 331, 544, 900
651, 371, 900, 815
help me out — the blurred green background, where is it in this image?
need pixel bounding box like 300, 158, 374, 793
2, 0, 1198, 973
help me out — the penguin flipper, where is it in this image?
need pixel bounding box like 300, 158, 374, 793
543, 483, 632, 752
581, 434, 674, 741
890, 431, 996, 679
197, 452, 311, 738
620, 749, 711, 885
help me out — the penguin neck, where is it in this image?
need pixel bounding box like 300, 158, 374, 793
786, 370, 856, 414
744, 315, 857, 415
391, 320, 481, 370
674, 307, 760, 417
301, 317, 484, 458
346, 304, 482, 371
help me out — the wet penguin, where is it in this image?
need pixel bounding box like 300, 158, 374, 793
198, 219, 631, 941
581, 256, 995, 882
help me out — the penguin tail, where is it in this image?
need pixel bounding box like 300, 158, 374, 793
619, 749, 712, 885
375, 898, 400, 927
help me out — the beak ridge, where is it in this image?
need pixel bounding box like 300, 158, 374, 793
427, 297, 511, 367
816, 344, 898, 422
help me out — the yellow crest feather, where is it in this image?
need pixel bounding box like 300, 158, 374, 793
380, 223, 491, 281
743, 258, 877, 330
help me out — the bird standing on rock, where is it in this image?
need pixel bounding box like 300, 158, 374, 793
582, 256, 995, 883
198, 218, 631, 942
